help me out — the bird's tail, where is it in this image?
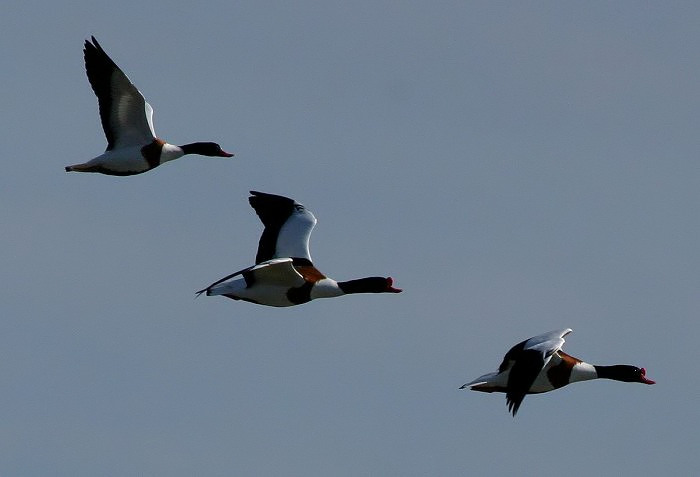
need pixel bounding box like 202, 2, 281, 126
459, 372, 500, 392
195, 288, 209, 298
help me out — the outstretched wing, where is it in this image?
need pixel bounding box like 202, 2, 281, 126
523, 328, 572, 356
196, 258, 302, 296
503, 329, 572, 416
505, 349, 546, 416
84, 36, 156, 150
247, 259, 305, 286
248, 191, 317, 264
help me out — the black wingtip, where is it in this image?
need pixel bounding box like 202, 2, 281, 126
84, 35, 107, 57
195, 288, 208, 298
506, 394, 522, 416
248, 190, 295, 202
507, 399, 521, 417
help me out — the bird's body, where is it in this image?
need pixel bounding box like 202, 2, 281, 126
66, 36, 232, 176
197, 191, 402, 307
461, 329, 655, 416
203, 258, 345, 307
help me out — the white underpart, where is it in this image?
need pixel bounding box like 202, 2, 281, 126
84, 145, 149, 171
80, 142, 183, 172
216, 278, 297, 307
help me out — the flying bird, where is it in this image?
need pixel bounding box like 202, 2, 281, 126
460, 328, 655, 416
66, 36, 233, 176
196, 191, 402, 307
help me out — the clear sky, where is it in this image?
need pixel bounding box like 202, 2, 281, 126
2, 1, 698, 475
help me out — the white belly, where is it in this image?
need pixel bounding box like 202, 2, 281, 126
91, 146, 150, 171
209, 277, 296, 307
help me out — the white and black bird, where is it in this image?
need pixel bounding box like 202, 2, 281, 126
197, 191, 402, 307
460, 329, 655, 416
66, 36, 233, 176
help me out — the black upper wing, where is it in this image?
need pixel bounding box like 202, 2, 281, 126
505, 348, 546, 416
248, 191, 316, 265
83, 37, 154, 150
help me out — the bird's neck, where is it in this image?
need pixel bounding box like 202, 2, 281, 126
337, 277, 385, 294
161, 143, 185, 162
178, 142, 207, 156
593, 365, 630, 382
568, 361, 598, 383
308, 278, 342, 300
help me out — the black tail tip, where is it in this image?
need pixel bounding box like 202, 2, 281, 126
65, 166, 72, 172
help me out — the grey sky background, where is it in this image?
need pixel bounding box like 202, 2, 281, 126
2, 1, 698, 475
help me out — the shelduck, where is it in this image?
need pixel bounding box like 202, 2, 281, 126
196, 191, 402, 307
65, 36, 233, 176
460, 328, 655, 416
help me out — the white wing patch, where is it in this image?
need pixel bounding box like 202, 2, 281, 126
144, 101, 156, 137
275, 206, 317, 261
205, 258, 304, 297
524, 329, 572, 354
250, 259, 305, 286
109, 71, 156, 149
523, 328, 572, 367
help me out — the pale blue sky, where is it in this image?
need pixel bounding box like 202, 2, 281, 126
1, 1, 698, 475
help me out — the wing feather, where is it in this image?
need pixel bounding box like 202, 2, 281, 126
84, 37, 156, 150
249, 191, 317, 264
503, 329, 572, 416
196, 258, 300, 296
505, 349, 545, 416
